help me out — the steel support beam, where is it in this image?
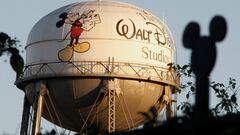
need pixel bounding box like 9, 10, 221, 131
31, 81, 47, 135
20, 95, 31, 135
108, 79, 116, 133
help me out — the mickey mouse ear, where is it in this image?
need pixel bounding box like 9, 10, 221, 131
209, 15, 227, 42
56, 12, 68, 28
56, 21, 64, 28
183, 22, 200, 49
59, 12, 68, 18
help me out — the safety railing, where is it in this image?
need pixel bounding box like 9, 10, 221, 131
17, 60, 179, 88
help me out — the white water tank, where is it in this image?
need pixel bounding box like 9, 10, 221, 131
17, 0, 179, 133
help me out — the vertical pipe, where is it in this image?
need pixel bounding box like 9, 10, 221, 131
34, 93, 44, 135
174, 92, 178, 116
108, 57, 110, 73
111, 57, 114, 73
165, 85, 172, 120
31, 93, 39, 135
31, 81, 46, 135
20, 95, 31, 135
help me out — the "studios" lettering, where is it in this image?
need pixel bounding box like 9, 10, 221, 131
142, 47, 170, 63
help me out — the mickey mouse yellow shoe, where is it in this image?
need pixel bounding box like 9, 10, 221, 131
58, 45, 74, 62
73, 42, 90, 53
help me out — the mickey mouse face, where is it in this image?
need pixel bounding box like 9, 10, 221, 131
72, 19, 83, 27
56, 12, 80, 28
65, 13, 80, 24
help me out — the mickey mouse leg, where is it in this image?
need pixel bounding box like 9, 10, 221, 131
75, 36, 79, 45
70, 38, 74, 47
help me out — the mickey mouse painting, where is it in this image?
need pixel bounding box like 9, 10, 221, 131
56, 10, 101, 62
69, 15, 84, 47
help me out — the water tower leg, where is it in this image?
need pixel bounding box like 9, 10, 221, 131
20, 95, 31, 135
165, 85, 173, 120
32, 81, 47, 135
34, 92, 44, 134
108, 79, 116, 133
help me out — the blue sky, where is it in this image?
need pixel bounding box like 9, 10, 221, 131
0, 0, 240, 134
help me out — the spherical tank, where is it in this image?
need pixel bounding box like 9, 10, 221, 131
17, 0, 179, 133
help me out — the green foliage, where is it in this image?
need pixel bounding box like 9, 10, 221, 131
168, 63, 193, 77
174, 64, 240, 117
0, 32, 24, 79
177, 101, 193, 118
210, 78, 239, 116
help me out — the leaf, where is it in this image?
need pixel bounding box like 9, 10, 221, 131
220, 89, 225, 94
186, 92, 190, 99
220, 83, 225, 87
167, 63, 173, 67
181, 84, 188, 88
211, 84, 218, 90
182, 65, 188, 70
190, 86, 195, 92
178, 90, 181, 93
214, 89, 219, 93
8, 48, 24, 78
187, 82, 192, 85
177, 64, 181, 70
177, 105, 180, 110
187, 68, 192, 76
231, 94, 237, 103
0, 32, 10, 46
221, 102, 225, 110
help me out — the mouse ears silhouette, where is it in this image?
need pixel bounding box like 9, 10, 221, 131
183, 15, 227, 48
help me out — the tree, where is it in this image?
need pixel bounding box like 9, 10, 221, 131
0, 32, 24, 79
137, 63, 240, 129
169, 63, 239, 117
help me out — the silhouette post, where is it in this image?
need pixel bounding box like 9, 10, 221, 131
183, 15, 227, 119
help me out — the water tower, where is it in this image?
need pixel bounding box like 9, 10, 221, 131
16, 0, 179, 134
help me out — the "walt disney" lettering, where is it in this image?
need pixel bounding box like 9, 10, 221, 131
116, 19, 169, 46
